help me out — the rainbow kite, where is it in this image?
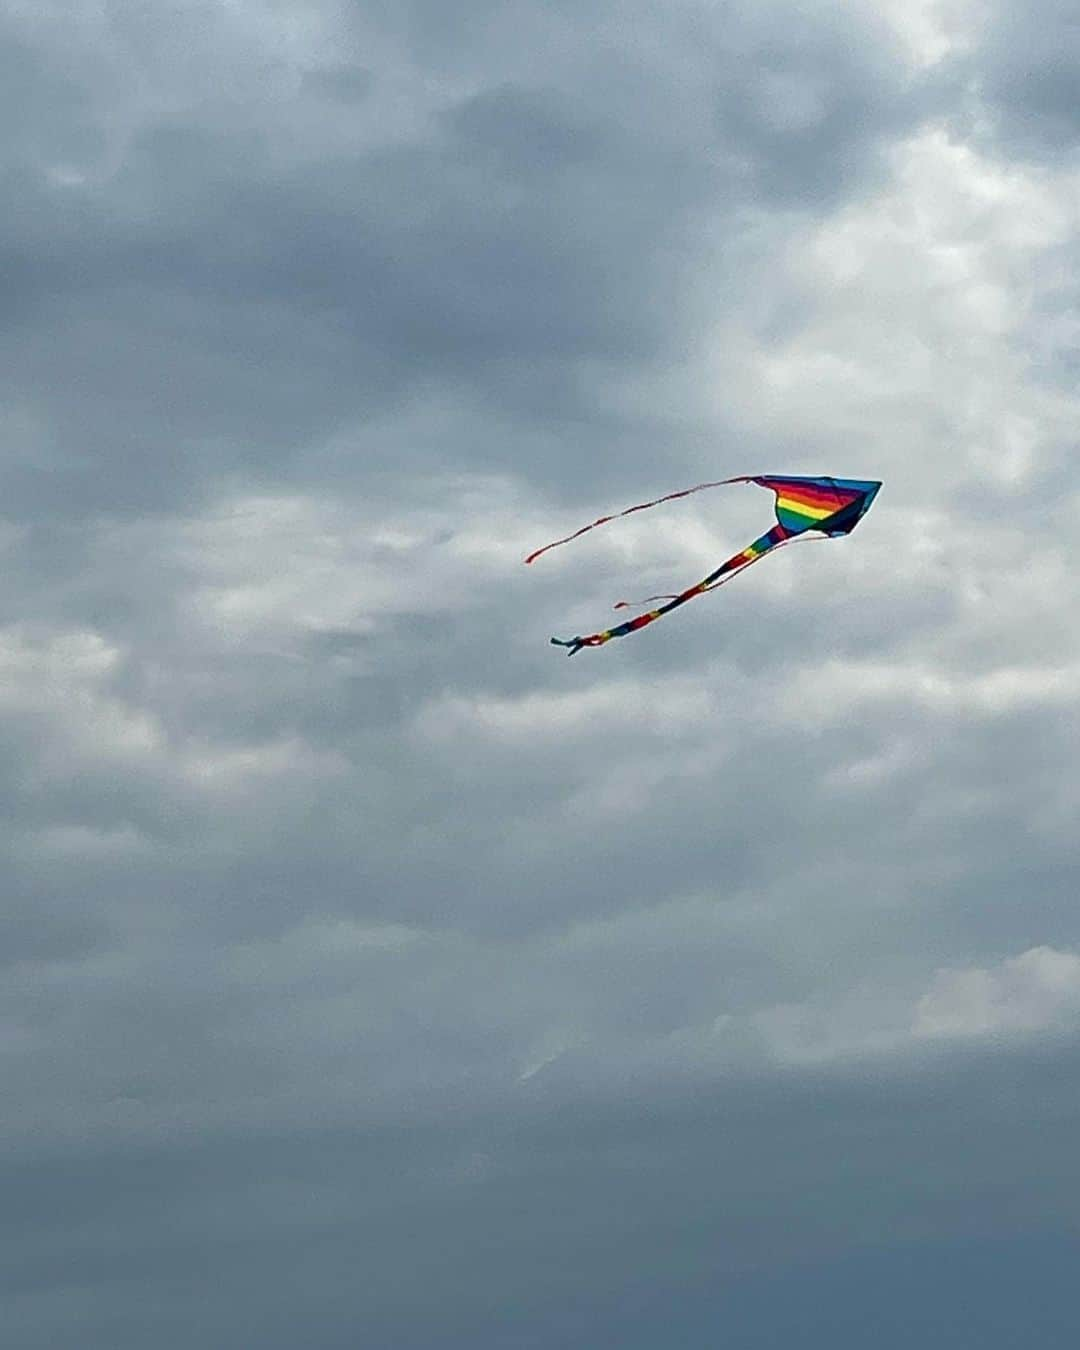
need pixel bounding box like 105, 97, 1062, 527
525, 474, 881, 654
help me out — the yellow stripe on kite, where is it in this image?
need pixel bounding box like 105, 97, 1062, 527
776, 496, 833, 520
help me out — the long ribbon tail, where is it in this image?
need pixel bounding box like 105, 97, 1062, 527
697, 531, 829, 591
524, 477, 751, 565
550, 525, 808, 653
610, 537, 825, 609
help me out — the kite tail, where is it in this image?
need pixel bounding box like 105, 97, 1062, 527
524, 476, 751, 565
550, 632, 619, 655
548, 525, 802, 653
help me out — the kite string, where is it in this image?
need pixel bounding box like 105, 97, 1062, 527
524, 476, 751, 566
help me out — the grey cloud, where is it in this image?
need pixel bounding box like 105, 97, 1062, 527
301, 64, 374, 104
7, 1039, 1080, 1347
1, 0, 922, 520
3, 0, 1080, 1345
961, 0, 1080, 160
712, 6, 919, 204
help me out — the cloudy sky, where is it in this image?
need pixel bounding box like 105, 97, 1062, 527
5, 0, 1080, 1344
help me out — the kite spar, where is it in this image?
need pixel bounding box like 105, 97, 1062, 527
525, 475, 881, 654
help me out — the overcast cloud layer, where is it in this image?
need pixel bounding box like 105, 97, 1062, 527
4, 2, 1080, 1345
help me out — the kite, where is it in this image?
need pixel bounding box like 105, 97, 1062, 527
525, 474, 881, 654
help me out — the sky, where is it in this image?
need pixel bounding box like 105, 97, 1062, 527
4, 1, 1080, 1344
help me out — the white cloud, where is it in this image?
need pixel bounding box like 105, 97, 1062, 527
874, 0, 976, 68
0, 626, 163, 766
915, 946, 1080, 1038
734, 946, 1080, 1064
414, 676, 719, 746
789, 659, 1080, 719
174, 481, 546, 644
706, 124, 1080, 497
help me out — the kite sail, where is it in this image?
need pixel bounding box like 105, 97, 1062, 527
525, 474, 881, 654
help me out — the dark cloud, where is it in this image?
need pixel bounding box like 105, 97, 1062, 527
7, 1041, 1080, 1347
0, 0, 924, 517
961, 0, 1080, 160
